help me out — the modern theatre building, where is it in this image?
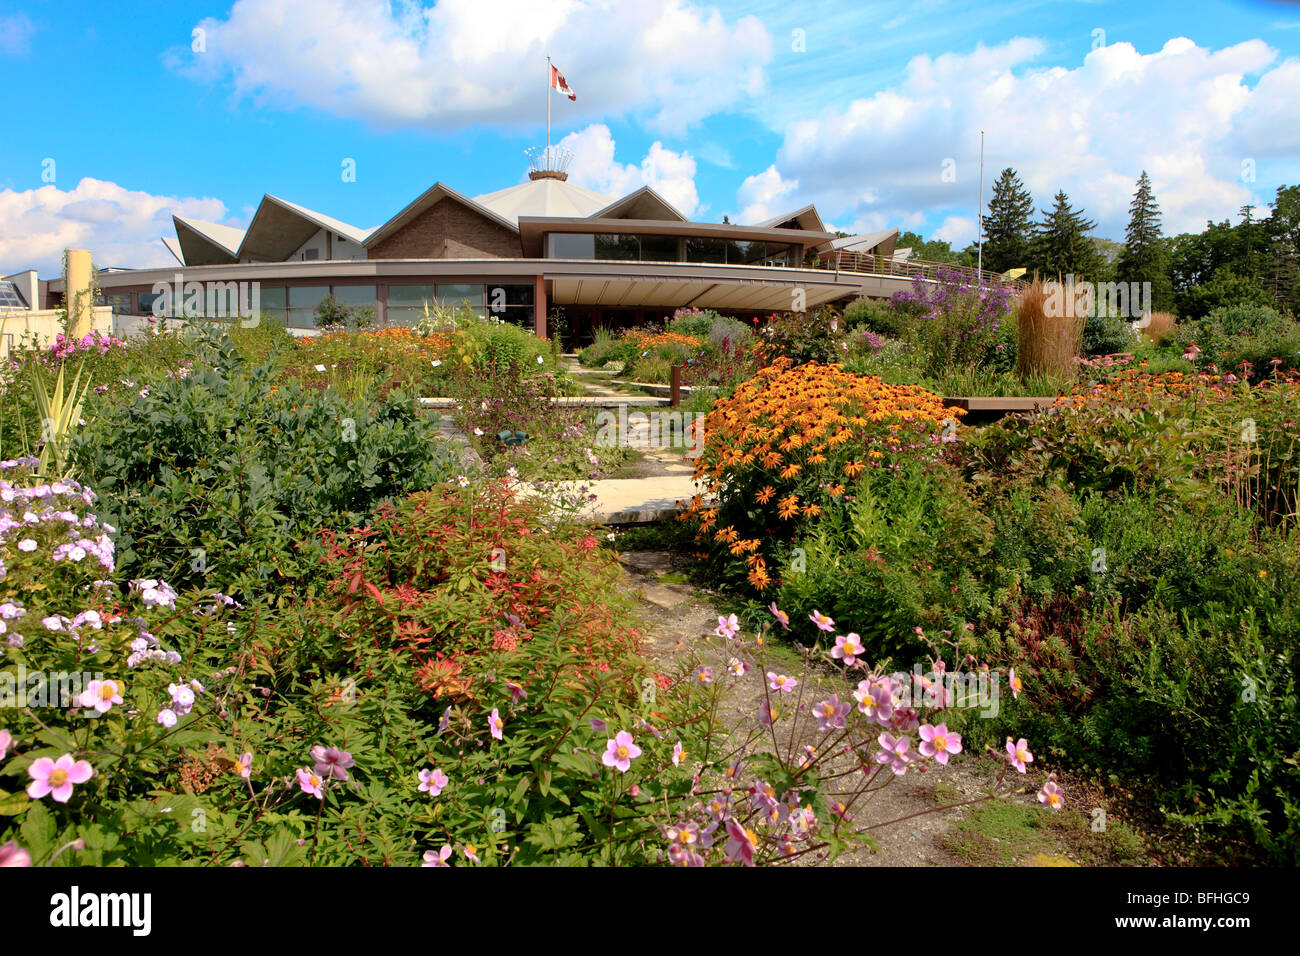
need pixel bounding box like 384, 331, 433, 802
40, 165, 929, 345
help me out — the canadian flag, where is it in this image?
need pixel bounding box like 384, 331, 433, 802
550, 63, 577, 101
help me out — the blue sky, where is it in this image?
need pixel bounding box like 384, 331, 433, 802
2, 0, 1298, 275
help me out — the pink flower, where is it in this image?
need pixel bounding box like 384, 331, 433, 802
0, 728, 10, 759
506, 681, 527, 703
918, 723, 962, 765
419, 768, 449, 796
715, 614, 740, 639
0, 841, 31, 867
1009, 667, 1023, 699
724, 820, 758, 866
601, 730, 642, 773
758, 699, 780, 726
311, 745, 355, 781
830, 633, 865, 665
812, 695, 850, 731
488, 708, 504, 741
296, 767, 326, 799
461, 844, 481, 863
1005, 738, 1034, 774
27, 754, 94, 803
77, 678, 123, 714
727, 657, 749, 677
156, 709, 177, 728
422, 845, 453, 867
1037, 780, 1064, 810
809, 610, 835, 632
589, 717, 608, 735
672, 740, 686, 767
767, 672, 798, 693
768, 603, 790, 629
695, 666, 714, 685
875, 733, 912, 775
236, 752, 252, 779
854, 679, 894, 723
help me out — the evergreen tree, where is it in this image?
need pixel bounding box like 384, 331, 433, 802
1032, 190, 1105, 280
1115, 171, 1173, 310
980, 168, 1035, 274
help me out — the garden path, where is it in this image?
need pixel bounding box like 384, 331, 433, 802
617, 550, 1113, 867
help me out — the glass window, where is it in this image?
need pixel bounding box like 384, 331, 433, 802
288, 285, 329, 329
386, 284, 434, 326
436, 284, 484, 311
685, 237, 726, 264
548, 233, 594, 259
104, 292, 133, 314
253, 287, 286, 326
594, 234, 640, 261
639, 234, 681, 262
331, 285, 376, 307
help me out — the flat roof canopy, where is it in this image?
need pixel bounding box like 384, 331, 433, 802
549, 274, 849, 312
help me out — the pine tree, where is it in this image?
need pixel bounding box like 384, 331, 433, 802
1115, 171, 1173, 310
980, 168, 1035, 274
1032, 190, 1105, 280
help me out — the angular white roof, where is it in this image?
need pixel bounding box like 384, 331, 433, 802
161, 235, 185, 265
173, 216, 246, 256
266, 195, 371, 245
473, 177, 613, 224
825, 228, 899, 253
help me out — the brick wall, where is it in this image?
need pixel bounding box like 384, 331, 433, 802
369, 198, 522, 259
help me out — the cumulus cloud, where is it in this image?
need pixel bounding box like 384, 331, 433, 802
559, 124, 700, 217
751, 36, 1298, 245
179, 0, 772, 133
734, 165, 799, 224
0, 179, 234, 276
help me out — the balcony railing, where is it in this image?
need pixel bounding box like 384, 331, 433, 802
811, 250, 1024, 291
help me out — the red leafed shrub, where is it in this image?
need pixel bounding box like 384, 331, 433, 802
251, 481, 642, 702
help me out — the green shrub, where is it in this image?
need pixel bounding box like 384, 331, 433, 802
1081, 311, 1137, 355
843, 297, 908, 337
69, 331, 457, 600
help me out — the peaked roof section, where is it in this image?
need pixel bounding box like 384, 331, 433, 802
473, 177, 612, 225
753, 204, 828, 234
172, 215, 245, 266
365, 181, 522, 250
590, 185, 687, 222
160, 236, 185, 266
236, 194, 370, 261
824, 228, 899, 255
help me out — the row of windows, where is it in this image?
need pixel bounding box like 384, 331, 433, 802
546, 233, 800, 267
121, 283, 536, 329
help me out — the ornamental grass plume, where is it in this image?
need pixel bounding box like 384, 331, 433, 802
1017, 276, 1084, 380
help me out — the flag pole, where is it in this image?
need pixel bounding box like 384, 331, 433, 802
977, 129, 985, 280
546, 54, 552, 169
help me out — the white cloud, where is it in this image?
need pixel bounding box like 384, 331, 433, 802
559, 124, 699, 217
0, 11, 35, 55
932, 215, 975, 245
180, 0, 772, 133
754, 36, 1298, 242
734, 165, 798, 224
0, 178, 234, 276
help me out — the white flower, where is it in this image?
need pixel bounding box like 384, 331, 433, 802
456, 475, 470, 488
17, 539, 36, 552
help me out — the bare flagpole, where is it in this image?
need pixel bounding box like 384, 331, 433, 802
546, 54, 552, 169
977, 129, 985, 279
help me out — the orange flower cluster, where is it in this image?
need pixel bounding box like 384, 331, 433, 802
681, 358, 958, 591
625, 329, 704, 352
1052, 368, 1223, 410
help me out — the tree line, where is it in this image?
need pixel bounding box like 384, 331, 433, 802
897, 171, 1299, 319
